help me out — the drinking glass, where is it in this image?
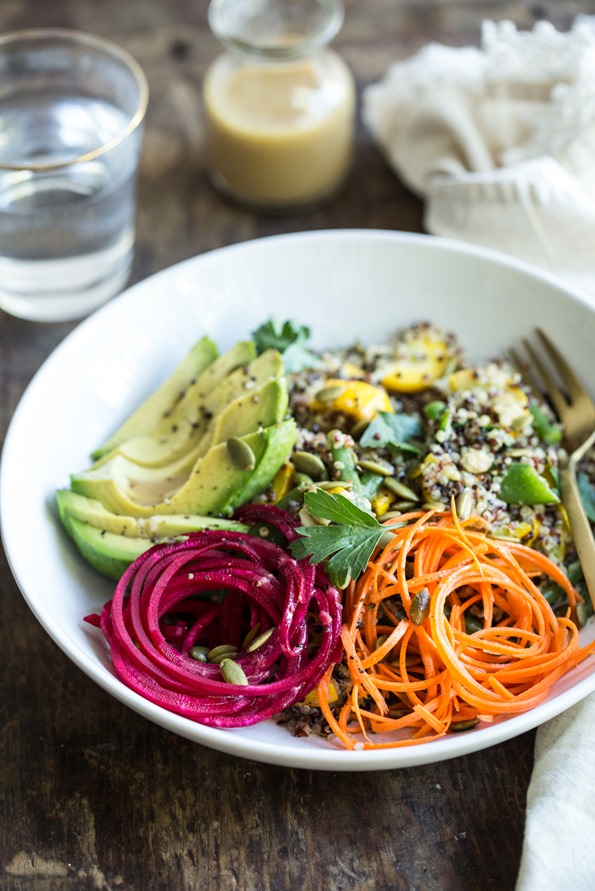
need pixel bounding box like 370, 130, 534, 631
0, 29, 148, 322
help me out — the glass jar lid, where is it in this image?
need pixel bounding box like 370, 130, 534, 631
208, 0, 345, 61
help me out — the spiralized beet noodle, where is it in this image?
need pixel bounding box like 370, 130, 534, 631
86, 505, 343, 728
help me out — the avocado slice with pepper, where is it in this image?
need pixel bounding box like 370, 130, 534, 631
56, 489, 250, 580
91, 335, 220, 460
97, 340, 261, 468
70, 419, 297, 518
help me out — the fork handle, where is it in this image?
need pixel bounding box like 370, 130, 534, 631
560, 465, 595, 612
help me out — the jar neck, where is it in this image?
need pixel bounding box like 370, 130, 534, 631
208, 0, 345, 62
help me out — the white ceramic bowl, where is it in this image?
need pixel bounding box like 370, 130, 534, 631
3, 229, 595, 770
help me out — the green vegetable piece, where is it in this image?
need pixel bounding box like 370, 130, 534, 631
359, 411, 422, 454
329, 432, 363, 490
499, 462, 560, 505
529, 403, 562, 445
423, 400, 446, 421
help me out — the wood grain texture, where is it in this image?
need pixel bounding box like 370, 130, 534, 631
0, 1, 591, 888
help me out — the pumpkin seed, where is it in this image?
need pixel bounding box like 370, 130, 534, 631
576, 602, 588, 628
316, 478, 353, 490
220, 658, 249, 686
246, 627, 275, 652
207, 644, 238, 663
242, 623, 261, 649
455, 489, 474, 521
410, 588, 431, 626
298, 508, 318, 527
292, 450, 328, 480
226, 436, 256, 471
382, 477, 420, 500
292, 471, 314, 487
189, 645, 209, 662
382, 510, 405, 521
314, 384, 346, 403
391, 500, 419, 512
357, 457, 395, 476
450, 718, 480, 732
388, 707, 410, 719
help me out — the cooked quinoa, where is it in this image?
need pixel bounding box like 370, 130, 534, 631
267, 321, 570, 568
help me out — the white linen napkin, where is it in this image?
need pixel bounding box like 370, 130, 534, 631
362, 17, 595, 302
515, 692, 595, 891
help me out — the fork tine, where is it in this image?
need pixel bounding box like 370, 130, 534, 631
536, 328, 588, 405
521, 337, 569, 420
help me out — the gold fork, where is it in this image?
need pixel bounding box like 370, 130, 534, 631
513, 329, 595, 613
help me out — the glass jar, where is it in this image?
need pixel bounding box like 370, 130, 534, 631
203, 0, 356, 212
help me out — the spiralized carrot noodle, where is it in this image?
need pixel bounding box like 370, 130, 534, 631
318, 508, 595, 750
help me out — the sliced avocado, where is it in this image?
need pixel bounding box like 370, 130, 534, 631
91, 335, 219, 460
71, 419, 297, 518
108, 340, 258, 468
218, 419, 298, 515
56, 489, 250, 538
67, 517, 149, 580
203, 349, 284, 417
192, 376, 288, 460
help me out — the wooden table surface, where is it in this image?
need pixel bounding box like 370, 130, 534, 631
1, 2, 592, 889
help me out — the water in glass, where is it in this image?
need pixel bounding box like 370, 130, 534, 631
0, 89, 138, 321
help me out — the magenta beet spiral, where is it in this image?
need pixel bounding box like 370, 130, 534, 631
86, 505, 343, 728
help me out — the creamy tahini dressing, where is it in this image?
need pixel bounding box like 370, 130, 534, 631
203, 50, 355, 208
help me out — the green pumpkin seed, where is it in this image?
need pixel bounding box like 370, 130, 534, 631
242, 623, 261, 649
220, 658, 249, 686
316, 479, 353, 490
207, 644, 238, 663
189, 645, 209, 662
455, 490, 474, 521
382, 477, 420, 501
450, 718, 480, 732
576, 603, 588, 628
226, 436, 256, 471
314, 384, 346, 403
298, 508, 318, 527
292, 471, 314, 487
388, 707, 410, 719
292, 450, 328, 479
246, 627, 275, 652
410, 588, 431, 626
357, 457, 395, 476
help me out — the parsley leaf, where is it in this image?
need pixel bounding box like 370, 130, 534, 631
359, 411, 422, 454
289, 489, 388, 588
252, 318, 317, 372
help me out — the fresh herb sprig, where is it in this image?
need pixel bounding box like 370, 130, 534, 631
289, 489, 392, 588
252, 319, 317, 373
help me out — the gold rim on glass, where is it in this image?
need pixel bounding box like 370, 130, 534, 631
0, 28, 149, 172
